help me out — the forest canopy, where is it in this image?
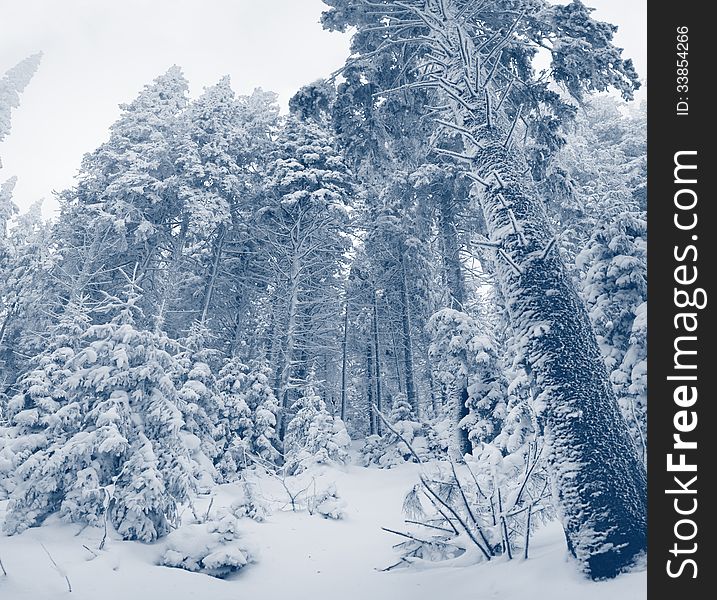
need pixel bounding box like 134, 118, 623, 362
0, 0, 646, 587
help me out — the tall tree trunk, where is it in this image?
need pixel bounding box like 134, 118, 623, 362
384, 298, 403, 393
200, 224, 226, 326
340, 299, 349, 422
277, 253, 301, 440
154, 216, 188, 332
438, 196, 467, 310
366, 342, 376, 435
372, 291, 383, 435
398, 255, 418, 417
471, 130, 646, 578
439, 195, 471, 457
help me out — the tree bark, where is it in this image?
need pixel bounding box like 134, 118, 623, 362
398, 256, 418, 417
366, 342, 376, 435
438, 195, 471, 457
200, 224, 226, 326
471, 130, 646, 578
276, 252, 301, 439
340, 299, 349, 422
372, 291, 383, 435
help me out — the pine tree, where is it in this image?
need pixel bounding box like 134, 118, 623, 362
428, 308, 507, 457
0, 53, 42, 144
577, 212, 647, 461
243, 360, 281, 465
109, 433, 176, 542
214, 357, 253, 479
324, 0, 646, 578
4, 275, 195, 539
257, 104, 354, 432
0, 201, 57, 389
175, 321, 223, 485
284, 378, 350, 474
0, 176, 17, 242
171, 77, 244, 334
55, 67, 189, 317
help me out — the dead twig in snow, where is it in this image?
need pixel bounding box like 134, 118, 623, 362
40, 543, 72, 593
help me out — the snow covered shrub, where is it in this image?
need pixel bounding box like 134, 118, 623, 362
109, 435, 178, 542
175, 322, 222, 482
3, 282, 196, 540
213, 357, 253, 480
243, 360, 282, 465
284, 384, 350, 475
227, 479, 270, 522
360, 398, 447, 468
307, 483, 346, 520
428, 309, 507, 459
161, 514, 253, 578
388, 395, 414, 422
385, 390, 553, 568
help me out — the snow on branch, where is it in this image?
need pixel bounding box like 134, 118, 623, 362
497, 248, 523, 276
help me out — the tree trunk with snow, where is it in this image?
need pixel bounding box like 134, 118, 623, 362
398, 255, 418, 417
276, 253, 301, 439
366, 342, 376, 435
340, 299, 349, 421
438, 195, 471, 457
372, 291, 383, 435
200, 224, 226, 326
471, 130, 646, 578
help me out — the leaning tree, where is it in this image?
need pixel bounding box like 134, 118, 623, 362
322, 0, 645, 579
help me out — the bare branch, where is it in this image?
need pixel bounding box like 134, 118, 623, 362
372, 404, 423, 464
539, 237, 557, 261
504, 104, 524, 148
498, 248, 523, 275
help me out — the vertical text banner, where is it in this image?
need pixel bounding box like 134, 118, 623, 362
648, 3, 713, 597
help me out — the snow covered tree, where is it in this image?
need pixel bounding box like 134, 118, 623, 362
0, 177, 18, 387
577, 212, 647, 462
6, 296, 92, 434
547, 96, 646, 264
213, 356, 253, 479
428, 308, 507, 458
110, 433, 176, 542
256, 99, 354, 432
214, 355, 283, 473
4, 275, 196, 540
243, 360, 281, 465
54, 67, 189, 319
0, 53, 42, 144
0, 176, 17, 242
0, 201, 57, 387
284, 378, 350, 474
323, 0, 646, 578
175, 321, 223, 486
171, 77, 249, 335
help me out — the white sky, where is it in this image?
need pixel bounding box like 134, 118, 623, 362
0, 0, 645, 217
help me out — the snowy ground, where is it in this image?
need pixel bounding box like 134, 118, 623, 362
0, 450, 646, 600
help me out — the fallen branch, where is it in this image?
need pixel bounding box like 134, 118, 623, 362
449, 461, 494, 555
420, 476, 492, 561
404, 519, 455, 533
381, 527, 435, 546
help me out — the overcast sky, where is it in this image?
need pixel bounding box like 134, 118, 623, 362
0, 0, 646, 217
